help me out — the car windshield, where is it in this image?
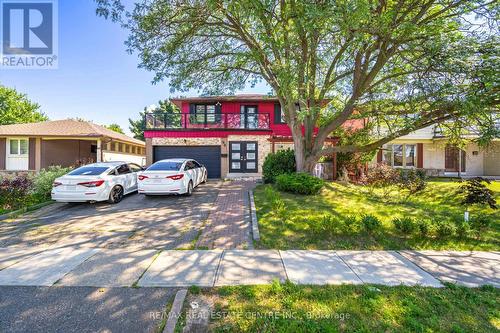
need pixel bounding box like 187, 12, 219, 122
147, 161, 183, 171
68, 166, 110, 176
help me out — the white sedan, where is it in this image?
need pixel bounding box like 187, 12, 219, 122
137, 158, 207, 196
51, 162, 143, 203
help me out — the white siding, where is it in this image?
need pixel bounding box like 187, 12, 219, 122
102, 151, 146, 166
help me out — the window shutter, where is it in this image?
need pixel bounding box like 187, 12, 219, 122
377, 149, 383, 163
417, 143, 423, 168
28, 138, 36, 170
215, 103, 222, 123
274, 103, 281, 124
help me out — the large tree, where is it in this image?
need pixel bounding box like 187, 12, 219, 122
97, 0, 499, 172
0, 85, 48, 125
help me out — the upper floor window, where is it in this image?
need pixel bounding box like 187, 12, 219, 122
382, 144, 416, 168
190, 104, 219, 124
9, 139, 28, 156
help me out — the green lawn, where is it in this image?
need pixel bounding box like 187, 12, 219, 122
203, 283, 500, 332
254, 179, 499, 250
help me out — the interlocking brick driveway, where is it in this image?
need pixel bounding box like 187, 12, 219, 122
0, 181, 221, 250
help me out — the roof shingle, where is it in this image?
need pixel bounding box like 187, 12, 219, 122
0, 119, 144, 146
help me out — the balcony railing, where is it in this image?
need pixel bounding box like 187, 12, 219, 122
145, 112, 271, 130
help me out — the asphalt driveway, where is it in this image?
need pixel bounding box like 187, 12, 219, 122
0, 181, 221, 251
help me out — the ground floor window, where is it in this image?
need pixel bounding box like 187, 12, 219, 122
382, 144, 416, 168
9, 139, 28, 156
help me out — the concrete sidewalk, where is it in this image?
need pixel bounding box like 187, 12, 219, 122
0, 247, 498, 288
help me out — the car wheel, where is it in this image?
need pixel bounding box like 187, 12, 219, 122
185, 181, 193, 196
108, 185, 124, 204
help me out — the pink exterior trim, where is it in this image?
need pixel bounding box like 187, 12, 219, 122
145, 130, 272, 138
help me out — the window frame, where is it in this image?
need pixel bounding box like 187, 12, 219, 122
8, 138, 29, 156
382, 144, 417, 168
192, 104, 218, 124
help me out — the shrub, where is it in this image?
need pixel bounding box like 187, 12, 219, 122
458, 177, 497, 210
365, 164, 400, 187
364, 164, 400, 198
455, 220, 471, 239
360, 214, 382, 234
262, 149, 296, 183
275, 172, 324, 195
435, 220, 456, 238
32, 166, 72, 200
0, 175, 34, 211
312, 214, 339, 236
342, 215, 358, 232
399, 169, 427, 195
470, 214, 492, 237
392, 217, 416, 235
416, 219, 431, 237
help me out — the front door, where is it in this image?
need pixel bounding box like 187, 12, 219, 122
229, 141, 258, 173
445, 144, 466, 172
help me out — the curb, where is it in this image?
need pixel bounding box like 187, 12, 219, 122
248, 190, 260, 241
163, 289, 188, 333
0, 201, 55, 221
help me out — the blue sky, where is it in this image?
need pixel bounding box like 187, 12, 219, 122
1, 1, 269, 135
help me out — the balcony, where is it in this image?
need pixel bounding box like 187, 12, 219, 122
145, 112, 271, 131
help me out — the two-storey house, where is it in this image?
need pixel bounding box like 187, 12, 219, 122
143, 94, 340, 179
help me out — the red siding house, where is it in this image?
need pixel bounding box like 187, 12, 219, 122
144, 94, 339, 179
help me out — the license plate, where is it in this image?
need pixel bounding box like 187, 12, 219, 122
152, 178, 162, 184
64, 185, 77, 191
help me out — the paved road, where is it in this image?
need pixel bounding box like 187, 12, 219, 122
0, 286, 176, 333
0, 181, 221, 250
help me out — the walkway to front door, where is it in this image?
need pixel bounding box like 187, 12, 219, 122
196, 180, 256, 249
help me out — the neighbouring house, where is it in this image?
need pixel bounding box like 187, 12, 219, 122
144, 94, 344, 179
0, 119, 146, 173
374, 125, 500, 177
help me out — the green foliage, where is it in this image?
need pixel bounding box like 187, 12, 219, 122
416, 220, 431, 238
399, 169, 427, 195
205, 284, 500, 333
32, 166, 73, 201
129, 99, 179, 140
0, 175, 34, 211
455, 219, 471, 239
435, 220, 456, 238
458, 177, 497, 209
104, 123, 125, 134
262, 149, 296, 183
360, 214, 382, 234
364, 164, 400, 198
0, 85, 47, 125
392, 217, 416, 235
264, 186, 286, 219
313, 214, 340, 236
470, 214, 493, 238
342, 215, 358, 233
275, 173, 323, 195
